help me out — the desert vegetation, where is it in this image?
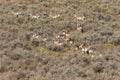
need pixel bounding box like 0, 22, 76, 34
0, 0, 120, 80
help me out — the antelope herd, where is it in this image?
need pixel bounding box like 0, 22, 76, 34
12, 11, 96, 57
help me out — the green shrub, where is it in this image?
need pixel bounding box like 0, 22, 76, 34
17, 18, 24, 24
70, 31, 80, 40
92, 62, 104, 73
102, 44, 114, 47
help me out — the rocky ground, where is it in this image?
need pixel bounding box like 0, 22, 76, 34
0, 0, 120, 80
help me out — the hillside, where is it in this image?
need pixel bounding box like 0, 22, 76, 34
0, 0, 120, 80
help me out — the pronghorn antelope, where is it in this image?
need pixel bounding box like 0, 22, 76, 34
61, 31, 74, 44
53, 33, 59, 38
32, 34, 47, 41
78, 44, 103, 58
67, 38, 74, 44
27, 31, 47, 41
77, 44, 94, 55
54, 40, 63, 46
74, 15, 85, 21
29, 13, 40, 19
50, 14, 60, 19
54, 30, 70, 40
63, 30, 70, 37
61, 30, 70, 39
32, 34, 39, 39
11, 11, 21, 17
76, 24, 84, 33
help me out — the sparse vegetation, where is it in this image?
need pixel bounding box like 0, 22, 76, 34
0, 0, 120, 80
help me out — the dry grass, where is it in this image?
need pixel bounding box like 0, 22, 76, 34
0, 0, 120, 80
